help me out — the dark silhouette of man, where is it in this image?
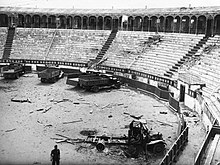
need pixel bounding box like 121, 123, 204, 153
51, 145, 60, 165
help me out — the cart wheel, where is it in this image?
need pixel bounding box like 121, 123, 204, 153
153, 143, 165, 154
91, 86, 99, 92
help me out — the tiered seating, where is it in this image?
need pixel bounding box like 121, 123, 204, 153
102, 31, 157, 69
10, 28, 55, 60
47, 29, 111, 62
10, 28, 111, 62
184, 35, 220, 96
0, 27, 8, 58
103, 31, 204, 76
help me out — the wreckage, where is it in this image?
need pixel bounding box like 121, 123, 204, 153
54, 120, 166, 158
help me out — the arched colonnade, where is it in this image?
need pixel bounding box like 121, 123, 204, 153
0, 12, 220, 35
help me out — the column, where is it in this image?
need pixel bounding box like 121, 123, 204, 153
195, 16, 198, 34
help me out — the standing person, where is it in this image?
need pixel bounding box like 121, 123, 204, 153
50, 145, 60, 165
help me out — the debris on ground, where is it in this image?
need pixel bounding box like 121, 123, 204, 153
157, 120, 173, 127
50, 98, 72, 104
11, 97, 31, 103
42, 107, 52, 113
80, 129, 98, 136
5, 128, 16, 132
63, 119, 83, 124
54, 134, 85, 144
123, 112, 143, 120
160, 111, 168, 114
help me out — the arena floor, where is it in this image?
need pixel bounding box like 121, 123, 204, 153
0, 73, 205, 165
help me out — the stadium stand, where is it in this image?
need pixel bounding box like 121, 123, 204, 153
102, 31, 204, 77
0, 27, 8, 58
10, 28, 55, 60
9, 28, 111, 63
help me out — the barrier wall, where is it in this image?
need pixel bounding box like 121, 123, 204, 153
160, 126, 189, 165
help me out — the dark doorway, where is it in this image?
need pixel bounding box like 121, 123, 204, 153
206, 19, 212, 36
179, 84, 185, 102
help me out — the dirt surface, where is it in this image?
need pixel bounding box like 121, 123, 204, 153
0, 73, 187, 165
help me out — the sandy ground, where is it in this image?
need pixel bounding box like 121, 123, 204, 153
0, 73, 204, 165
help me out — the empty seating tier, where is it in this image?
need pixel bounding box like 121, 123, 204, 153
0, 27, 8, 58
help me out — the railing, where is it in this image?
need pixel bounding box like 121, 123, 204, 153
0, 58, 88, 68
97, 65, 176, 87
159, 126, 189, 165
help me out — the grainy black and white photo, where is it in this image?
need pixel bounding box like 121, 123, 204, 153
0, 0, 220, 165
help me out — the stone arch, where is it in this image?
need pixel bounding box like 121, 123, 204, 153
89, 16, 96, 30
48, 15, 56, 28
67, 16, 73, 29
174, 16, 180, 33
165, 16, 174, 32
150, 16, 157, 32
32, 15, 40, 28
58, 15, 66, 29
112, 16, 119, 30
128, 16, 134, 31
197, 15, 206, 34
25, 14, 31, 28
97, 16, 103, 30
41, 15, 47, 28
206, 15, 214, 36
0, 14, 8, 27
143, 16, 149, 31
134, 16, 143, 31
214, 14, 220, 35
73, 16, 81, 29
181, 16, 190, 33
121, 15, 128, 31
104, 16, 112, 30
82, 16, 88, 29
158, 16, 165, 32
17, 14, 24, 27
190, 16, 197, 34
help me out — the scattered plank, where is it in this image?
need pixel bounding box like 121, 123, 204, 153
160, 111, 168, 114
157, 120, 173, 127
123, 112, 143, 120
130, 115, 143, 120
5, 128, 16, 132
36, 108, 44, 111
11, 98, 31, 103
42, 107, 52, 113
63, 119, 83, 124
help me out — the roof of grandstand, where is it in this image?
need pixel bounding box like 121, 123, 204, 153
0, 6, 220, 16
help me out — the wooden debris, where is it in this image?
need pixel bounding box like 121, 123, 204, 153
36, 108, 44, 111
101, 104, 111, 109
63, 119, 83, 124
11, 98, 31, 103
157, 120, 173, 127
42, 107, 52, 113
153, 105, 164, 107
50, 98, 72, 104
160, 111, 168, 114
5, 128, 16, 132
123, 112, 143, 120
130, 115, 143, 120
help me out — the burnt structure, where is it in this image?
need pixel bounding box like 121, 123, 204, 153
0, 6, 220, 35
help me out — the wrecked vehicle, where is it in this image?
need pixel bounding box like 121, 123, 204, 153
67, 71, 122, 92
38, 66, 64, 83
1, 63, 26, 79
